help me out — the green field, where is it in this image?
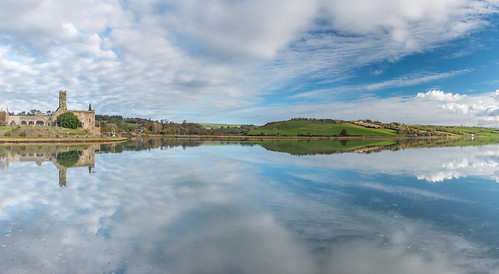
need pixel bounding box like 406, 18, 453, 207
442, 126, 499, 136
247, 120, 398, 136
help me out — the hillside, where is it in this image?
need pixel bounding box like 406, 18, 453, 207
247, 119, 398, 137
247, 118, 499, 137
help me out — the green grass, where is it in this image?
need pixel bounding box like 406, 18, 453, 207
443, 126, 499, 136
247, 120, 398, 136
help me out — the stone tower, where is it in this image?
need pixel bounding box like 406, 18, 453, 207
59, 90, 67, 111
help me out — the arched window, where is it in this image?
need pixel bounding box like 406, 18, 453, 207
21, 121, 27, 125
36, 120, 44, 126
10, 121, 16, 126
28, 121, 34, 126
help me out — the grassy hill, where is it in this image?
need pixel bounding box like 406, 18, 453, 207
247, 119, 499, 137
438, 126, 499, 136
247, 119, 398, 137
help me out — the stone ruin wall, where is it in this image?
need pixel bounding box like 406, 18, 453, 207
72, 110, 97, 133
6, 111, 55, 127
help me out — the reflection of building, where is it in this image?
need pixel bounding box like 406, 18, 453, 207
0, 144, 98, 187
0, 90, 99, 136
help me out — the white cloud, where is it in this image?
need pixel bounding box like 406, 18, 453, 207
163, 0, 318, 60
0, 0, 497, 122
416, 90, 466, 101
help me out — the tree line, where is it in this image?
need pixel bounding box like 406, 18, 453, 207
96, 115, 257, 136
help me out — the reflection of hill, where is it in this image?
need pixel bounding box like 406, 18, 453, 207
250, 139, 396, 156
0, 144, 98, 187
93, 136, 499, 156
250, 137, 499, 156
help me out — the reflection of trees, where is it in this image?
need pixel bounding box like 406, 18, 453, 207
56, 150, 82, 167
92, 136, 499, 156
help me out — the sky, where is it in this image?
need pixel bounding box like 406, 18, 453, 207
0, 0, 498, 126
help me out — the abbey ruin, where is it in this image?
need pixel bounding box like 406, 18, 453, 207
0, 90, 99, 136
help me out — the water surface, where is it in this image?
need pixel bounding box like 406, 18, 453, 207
1, 138, 499, 273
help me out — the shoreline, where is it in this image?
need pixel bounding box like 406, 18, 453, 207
0, 137, 127, 144
1, 134, 492, 144
132, 134, 471, 140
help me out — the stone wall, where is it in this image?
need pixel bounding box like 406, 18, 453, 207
72, 110, 98, 133
7, 111, 55, 127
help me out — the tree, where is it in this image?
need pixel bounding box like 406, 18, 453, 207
339, 129, 348, 136
57, 112, 80, 129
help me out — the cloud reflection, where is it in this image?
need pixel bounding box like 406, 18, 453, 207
258, 143, 499, 183
0, 141, 499, 273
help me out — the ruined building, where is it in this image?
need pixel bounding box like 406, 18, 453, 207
0, 90, 99, 136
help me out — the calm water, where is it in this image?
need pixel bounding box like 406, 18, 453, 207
1, 138, 499, 273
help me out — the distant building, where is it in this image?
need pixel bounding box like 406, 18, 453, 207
0, 90, 99, 136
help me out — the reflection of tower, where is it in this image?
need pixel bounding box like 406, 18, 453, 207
0, 157, 6, 169
59, 90, 67, 111
59, 168, 67, 187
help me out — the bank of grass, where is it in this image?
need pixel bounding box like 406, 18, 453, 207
247, 120, 398, 137
0, 136, 127, 143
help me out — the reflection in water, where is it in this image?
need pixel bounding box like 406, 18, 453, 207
251, 137, 499, 155
0, 144, 98, 187
98, 136, 499, 156
1, 139, 499, 273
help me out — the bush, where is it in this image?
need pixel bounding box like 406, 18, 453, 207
57, 112, 80, 129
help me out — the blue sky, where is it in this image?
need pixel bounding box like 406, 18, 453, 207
0, 0, 498, 126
